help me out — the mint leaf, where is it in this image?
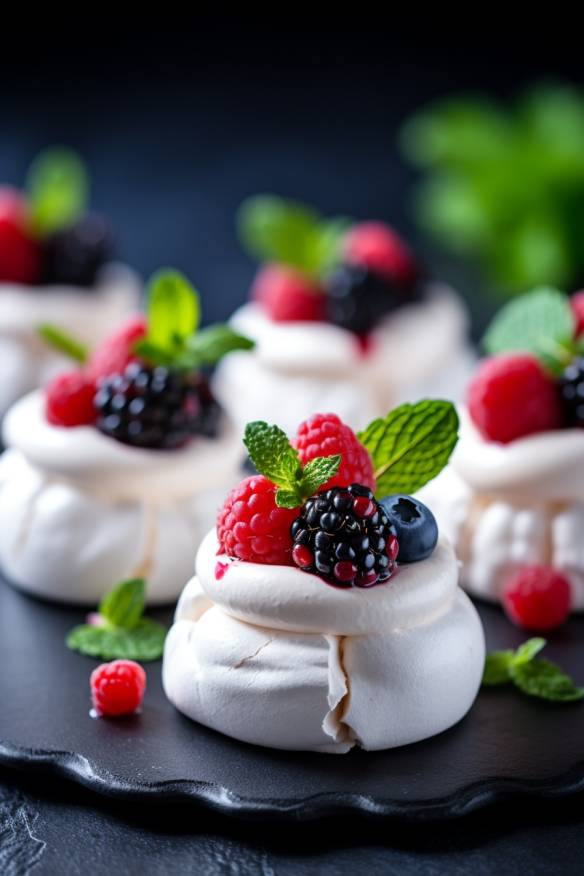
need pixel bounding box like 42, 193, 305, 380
482, 638, 584, 703
237, 194, 346, 278
26, 148, 88, 236
483, 287, 575, 372
243, 420, 341, 509
300, 455, 341, 496
99, 578, 145, 630
38, 323, 89, 364
146, 270, 200, 352
133, 339, 176, 368
243, 421, 301, 492
513, 637, 546, 665
482, 650, 514, 685
510, 658, 584, 702
358, 400, 459, 497
186, 324, 255, 367
66, 618, 166, 662
275, 489, 304, 509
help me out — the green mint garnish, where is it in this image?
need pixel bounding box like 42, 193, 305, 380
38, 323, 89, 364
237, 194, 348, 279
66, 578, 166, 662
145, 269, 200, 352
26, 147, 89, 236
134, 270, 254, 371
483, 638, 584, 703
483, 287, 576, 374
358, 400, 459, 497
243, 420, 340, 509
400, 84, 584, 295
184, 324, 255, 367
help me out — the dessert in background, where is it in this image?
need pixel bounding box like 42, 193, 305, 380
163, 401, 485, 753
0, 148, 140, 417
419, 287, 584, 628
0, 270, 253, 605
213, 195, 474, 435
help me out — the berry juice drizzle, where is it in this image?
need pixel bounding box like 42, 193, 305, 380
215, 561, 229, 580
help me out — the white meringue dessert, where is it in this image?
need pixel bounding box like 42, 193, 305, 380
163, 400, 485, 753
163, 529, 484, 753
0, 268, 254, 605
0, 390, 241, 605
419, 408, 584, 610
0, 264, 140, 417
214, 283, 474, 434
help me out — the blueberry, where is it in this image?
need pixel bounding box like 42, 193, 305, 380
379, 494, 438, 563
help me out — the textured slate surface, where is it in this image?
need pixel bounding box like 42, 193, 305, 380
1, 577, 583, 821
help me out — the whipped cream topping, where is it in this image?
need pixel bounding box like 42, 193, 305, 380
3, 391, 241, 503
452, 408, 584, 503
229, 282, 467, 379
195, 528, 458, 636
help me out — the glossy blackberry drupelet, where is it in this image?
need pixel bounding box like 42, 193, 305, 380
558, 357, 584, 427
325, 263, 417, 335
94, 362, 222, 449
41, 214, 114, 287
291, 483, 399, 588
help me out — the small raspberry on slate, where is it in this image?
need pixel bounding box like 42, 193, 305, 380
90, 659, 146, 717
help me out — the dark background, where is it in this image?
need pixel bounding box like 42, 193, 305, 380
2, 23, 583, 329
3, 23, 584, 873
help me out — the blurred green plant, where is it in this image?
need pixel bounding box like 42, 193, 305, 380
400, 83, 584, 296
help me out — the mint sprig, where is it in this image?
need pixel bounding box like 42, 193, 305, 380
38, 323, 89, 364
134, 270, 254, 371
358, 400, 459, 496
243, 420, 340, 508
66, 578, 166, 662
483, 287, 576, 374
483, 638, 584, 702
26, 148, 89, 236
237, 194, 348, 279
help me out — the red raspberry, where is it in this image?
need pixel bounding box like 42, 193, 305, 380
294, 413, 376, 492
571, 290, 584, 337
45, 370, 97, 427
467, 354, 563, 444
502, 566, 572, 631
90, 659, 146, 717
217, 475, 298, 565
0, 187, 41, 285
86, 315, 148, 383
251, 263, 326, 322
343, 221, 416, 286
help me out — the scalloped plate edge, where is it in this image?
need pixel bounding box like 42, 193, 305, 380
2, 740, 584, 822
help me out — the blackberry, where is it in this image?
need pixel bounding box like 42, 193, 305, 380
290, 483, 399, 588
558, 357, 584, 427
41, 213, 114, 287
94, 362, 222, 449
325, 263, 415, 335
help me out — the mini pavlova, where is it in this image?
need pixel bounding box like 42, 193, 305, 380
0, 270, 253, 605
163, 402, 485, 752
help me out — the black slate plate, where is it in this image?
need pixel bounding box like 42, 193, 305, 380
1, 577, 583, 822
